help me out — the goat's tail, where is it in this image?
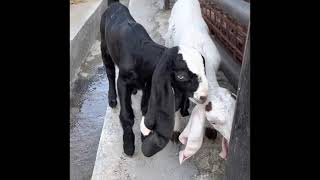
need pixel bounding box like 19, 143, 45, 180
141, 131, 170, 157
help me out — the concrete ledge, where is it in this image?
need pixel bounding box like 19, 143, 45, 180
70, 0, 109, 86
214, 37, 241, 90
214, 0, 250, 27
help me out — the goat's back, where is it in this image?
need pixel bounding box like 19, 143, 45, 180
100, 3, 153, 63
169, 0, 209, 39
167, 0, 220, 72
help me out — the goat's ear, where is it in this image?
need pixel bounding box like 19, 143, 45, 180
141, 47, 179, 157
174, 90, 190, 117
179, 94, 190, 117
145, 47, 179, 126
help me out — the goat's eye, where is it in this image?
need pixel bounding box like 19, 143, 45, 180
177, 75, 185, 80
175, 71, 189, 82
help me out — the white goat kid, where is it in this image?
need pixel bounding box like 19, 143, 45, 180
166, 0, 236, 162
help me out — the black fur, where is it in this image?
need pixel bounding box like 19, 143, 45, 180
178, 94, 190, 117
201, 55, 206, 70
177, 56, 206, 120
100, 3, 200, 156
108, 0, 119, 4
141, 48, 177, 156
170, 131, 181, 144
205, 127, 217, 140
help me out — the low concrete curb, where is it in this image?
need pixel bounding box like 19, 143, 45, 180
213, 37, 242, 90
70, 0, 109, 87
215, 0, 250, 27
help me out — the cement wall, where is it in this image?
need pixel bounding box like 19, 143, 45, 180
215, 0, 250, 27
70, 0, 109, 87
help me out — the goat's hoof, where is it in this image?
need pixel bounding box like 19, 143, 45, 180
205, 127, 217, 141
171, 131, 181, 144
108, 99, 117, 108
123, 143, 135, 156
124, 147, 135, 156
123, 130, 135, 156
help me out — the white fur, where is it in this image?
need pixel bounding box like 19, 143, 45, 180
166, 0, 212, 103
165, 0, 220, 72
166, 0, 236, 161
140, 116, 151, 136
178, 104, 206, 164
205, 88, 235, 142
174, 111, 182, 132
178, 46, 208, 102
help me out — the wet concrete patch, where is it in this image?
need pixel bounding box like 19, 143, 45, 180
70, 40, 108, 180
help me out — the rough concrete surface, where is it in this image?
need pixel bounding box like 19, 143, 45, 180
91, 0, 230, 179
70, 0, 109, 86
70, 0, 106, 40
70, 40, 108, 180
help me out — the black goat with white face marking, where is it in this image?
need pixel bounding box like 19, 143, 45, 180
100, 2, 207, 157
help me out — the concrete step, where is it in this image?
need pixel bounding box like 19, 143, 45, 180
70, 0, 109, 87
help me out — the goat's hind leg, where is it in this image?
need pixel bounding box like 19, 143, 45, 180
117, 77, 135, 156
101, 40, 117, 108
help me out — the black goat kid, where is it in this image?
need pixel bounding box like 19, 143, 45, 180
100, 2, 207, 157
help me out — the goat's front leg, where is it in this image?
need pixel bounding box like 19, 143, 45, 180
140, 81, 151, 142
101, 40, 117, 108
219, 137, 228, 160
141, 81, 151, 116
117, 77, 135, 156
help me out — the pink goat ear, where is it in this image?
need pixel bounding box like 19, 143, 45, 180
178, 136, 188, 145
179, 151, 191, 164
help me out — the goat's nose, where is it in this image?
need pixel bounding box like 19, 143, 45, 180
200, 96, 207, 102
205, 101, 212, 112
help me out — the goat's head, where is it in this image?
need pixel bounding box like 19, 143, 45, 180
173, 46, 208, 104
140, 46, 208, 157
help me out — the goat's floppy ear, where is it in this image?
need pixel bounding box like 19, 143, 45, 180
174, 91, 190, 117
179, 94, 190, 117
141, 47, 179, 157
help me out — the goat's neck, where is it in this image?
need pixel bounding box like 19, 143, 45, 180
207, 71, 220, 91
142, 40, 167, 71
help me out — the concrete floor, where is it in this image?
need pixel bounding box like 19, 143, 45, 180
70, 0, 235, 179
91, 0, 230, 179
